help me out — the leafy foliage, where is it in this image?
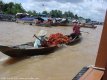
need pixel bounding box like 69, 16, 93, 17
0, 1, 88, 20
0, 1, 25, 14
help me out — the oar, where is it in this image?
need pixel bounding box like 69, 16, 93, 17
33, 34, 42, 42
81, 31, 89, 33
33, 34, 47, 46
71, 36, 78, 42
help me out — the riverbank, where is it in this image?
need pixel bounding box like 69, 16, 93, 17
0, 21, 103, 80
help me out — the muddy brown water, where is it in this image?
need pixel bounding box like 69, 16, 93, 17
0, 21, 103, 80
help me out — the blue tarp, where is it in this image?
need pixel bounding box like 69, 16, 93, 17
20, 17, 36, 21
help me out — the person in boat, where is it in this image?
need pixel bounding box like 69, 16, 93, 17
36, 16, 44, 24
47, 18, 53, 24
70, 20, 80, 39
34, 30, 48, 48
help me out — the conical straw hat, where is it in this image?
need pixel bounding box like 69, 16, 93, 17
38, 30, 47, 36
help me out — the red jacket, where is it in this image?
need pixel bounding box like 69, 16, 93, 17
73, 24, 80, 34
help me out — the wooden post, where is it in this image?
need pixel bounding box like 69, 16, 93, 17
95, 11, 107, 68
102, 64, 107, 80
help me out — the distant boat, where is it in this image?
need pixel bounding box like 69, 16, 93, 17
80, 23, 97, 29
20, 16, 35, 21
0, 14, 15, 21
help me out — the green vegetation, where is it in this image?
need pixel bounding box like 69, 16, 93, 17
0, 1, 25, 14
0, 1, 90, 20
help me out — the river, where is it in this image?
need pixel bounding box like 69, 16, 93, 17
0, 21, 103, 80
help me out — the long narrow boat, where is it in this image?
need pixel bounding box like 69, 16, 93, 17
0, 42, 58, 57
36, 21, 69, 27
80, 24, 97, 29
66, 34, 82, 45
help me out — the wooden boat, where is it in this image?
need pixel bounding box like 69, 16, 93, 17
66, 34, 82, 45
81, 25, 97, 29
80, 23, 97, 29
51, 22, 68, 26
0, 42, 58, 57
36, 20, 69, 27
36, 23, 51, 27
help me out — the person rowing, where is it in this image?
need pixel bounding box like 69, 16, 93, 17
33, 30, 48, 48
36, 16, 44, 24
70, 20, 81, 39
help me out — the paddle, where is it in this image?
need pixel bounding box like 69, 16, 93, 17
72, 36, 78, 41
33, 34, 43, 42
33, 29, 47, 42
33, 34, 48, 47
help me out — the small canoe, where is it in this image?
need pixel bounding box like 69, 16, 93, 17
0, 42, 58, 57
66, 34, 82, 45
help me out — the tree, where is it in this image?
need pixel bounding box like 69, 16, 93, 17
57, 10, 62, 17
27, 10, 33, 15
32, 10, 37, 16
50, 10, 56, 17
86, 18, 91, 23
63, 11, 74, 18
0, 1, 4, 12
3, 3, 9, 13
8, 2, 14, 14
42, 11, 49, 15
27, 10, 38, 16
14, 3, 25, 13
0, 0, 87, 20
68, 11, 74, 18
1, 1, 25, 14
49, 10, 62, 18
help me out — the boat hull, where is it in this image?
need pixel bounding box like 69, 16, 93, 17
66, 34, 82, 45
0, 42, 58, 57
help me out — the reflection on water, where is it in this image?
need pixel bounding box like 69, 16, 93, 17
0, 22, 103, 80
2, 57, 30, 66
